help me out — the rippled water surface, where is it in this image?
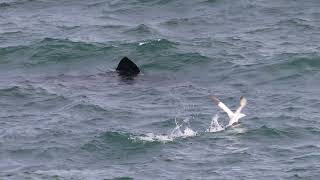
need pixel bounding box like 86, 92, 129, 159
0, 0, 320, 179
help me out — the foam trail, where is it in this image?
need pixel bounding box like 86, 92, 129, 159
135, 133, 174, 142
206, 114, 225, 132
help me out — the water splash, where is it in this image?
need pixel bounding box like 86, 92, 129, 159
183, 127, 197, 137
132, 117, 197, 143
133, 114, 227, 143
206, 114, 225, 133
170, 117, 197, 138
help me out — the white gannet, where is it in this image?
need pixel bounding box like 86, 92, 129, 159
211, 96, 247, 127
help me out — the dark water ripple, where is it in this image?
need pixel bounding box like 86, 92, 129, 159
0, 0, 320, 179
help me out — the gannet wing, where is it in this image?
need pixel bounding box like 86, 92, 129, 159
240, 96, 247, 107
235, 96, 247, 114
211, 96, 234, 119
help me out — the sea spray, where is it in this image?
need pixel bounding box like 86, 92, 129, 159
132, 117, 197, 143
206, 114, 225, 133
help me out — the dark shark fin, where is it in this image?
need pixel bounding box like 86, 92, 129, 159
116, 57, 140, 76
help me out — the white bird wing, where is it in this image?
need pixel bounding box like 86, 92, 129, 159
218, 102, 234, 119
240, 96, 247, 107
211, 96, 234, 119
235, 96, 247, 115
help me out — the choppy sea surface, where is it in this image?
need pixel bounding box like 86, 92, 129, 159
0, 0, 320, 179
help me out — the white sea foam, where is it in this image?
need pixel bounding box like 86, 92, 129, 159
139, 39, 161, 46
139, 42, 146, 46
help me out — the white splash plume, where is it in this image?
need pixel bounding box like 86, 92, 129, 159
206, 114, 225, 132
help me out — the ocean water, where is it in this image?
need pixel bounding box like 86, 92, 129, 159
0, 0, 320, 179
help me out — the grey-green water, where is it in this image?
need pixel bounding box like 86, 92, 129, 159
0, 0, 320, 179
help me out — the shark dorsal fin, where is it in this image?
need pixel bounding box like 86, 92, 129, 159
116, 57, 140, 76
